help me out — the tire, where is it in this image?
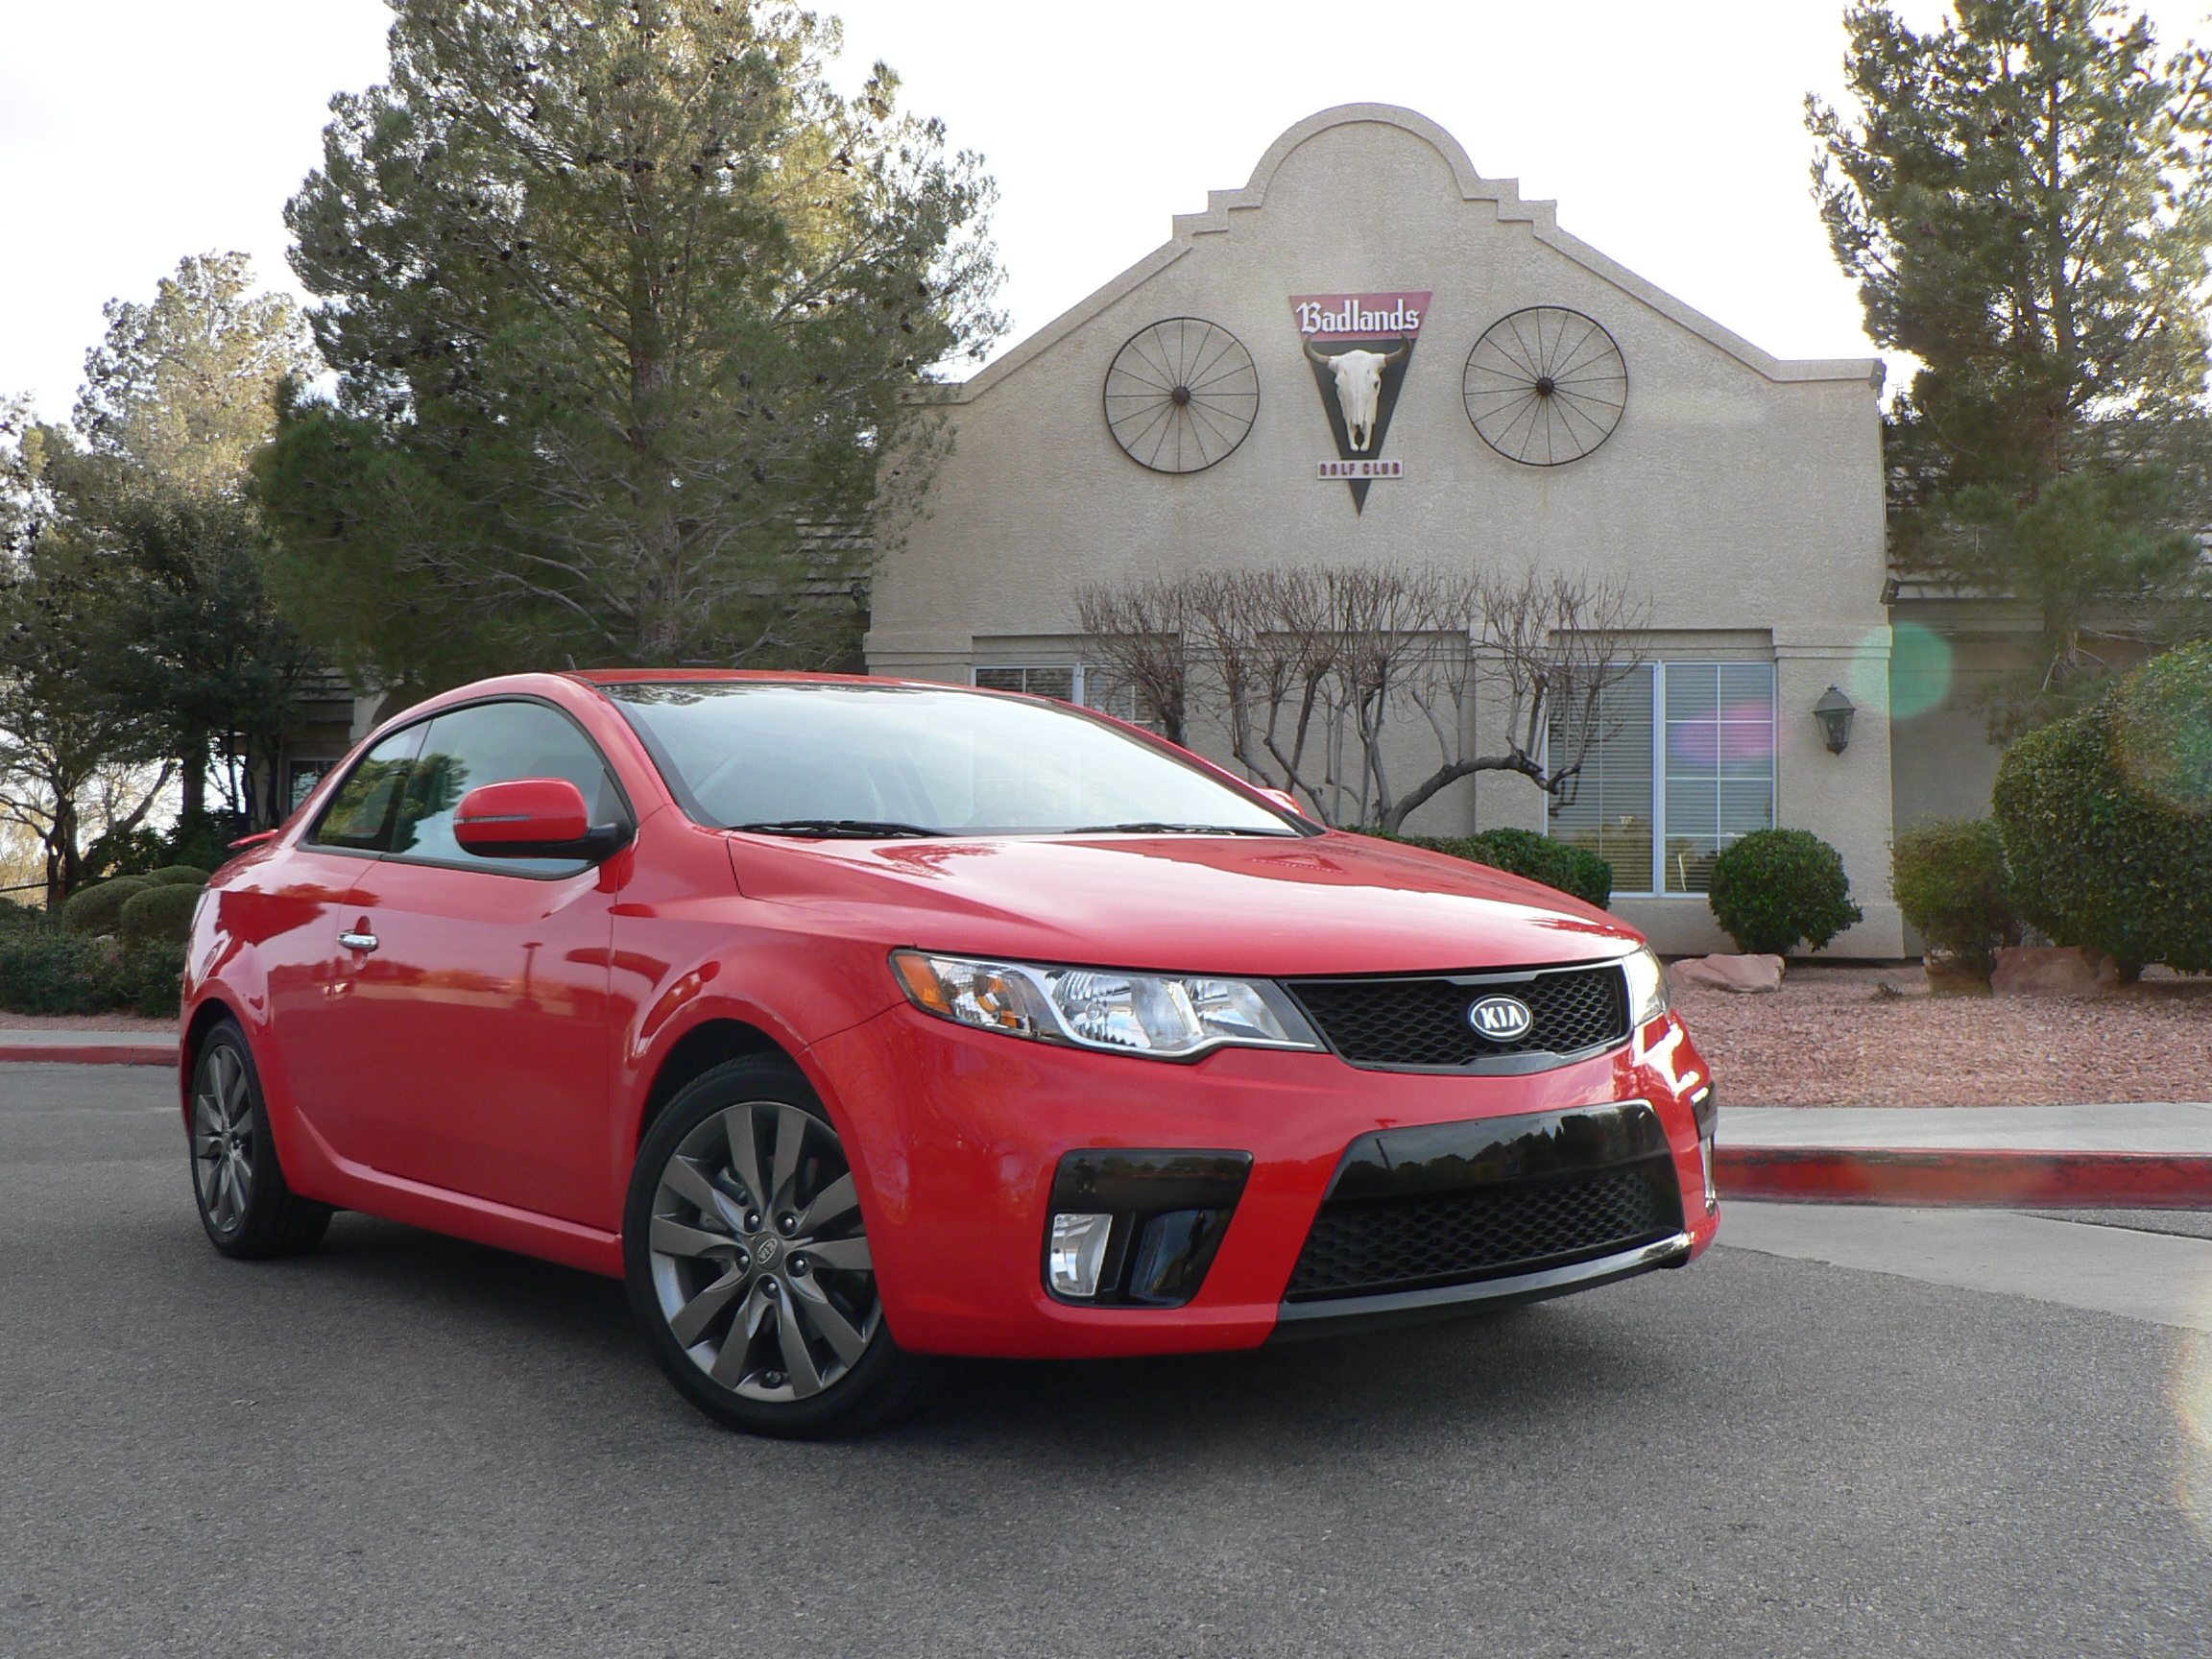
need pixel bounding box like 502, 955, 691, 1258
624, 1054, 931, 1438
189, 1021, 333, 1259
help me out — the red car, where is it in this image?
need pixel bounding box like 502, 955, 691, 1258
181, 671, 1719, 1435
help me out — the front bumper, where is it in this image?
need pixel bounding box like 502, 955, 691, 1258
803, 1002, 1718, 1359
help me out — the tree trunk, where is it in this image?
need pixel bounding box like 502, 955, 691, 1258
180, 730, 208, 821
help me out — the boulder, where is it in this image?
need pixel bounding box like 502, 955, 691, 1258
1922, 956, 1987, 996
1990, 945, 2119, 998
1670, 952, 1785, 994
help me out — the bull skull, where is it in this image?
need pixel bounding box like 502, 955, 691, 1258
1304, 336, 1411, 453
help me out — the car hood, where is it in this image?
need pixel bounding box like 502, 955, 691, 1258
726, 830, 1637, 977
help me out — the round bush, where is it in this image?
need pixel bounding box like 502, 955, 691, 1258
143, 865, 211, 887
1890, 818, 2020, 982
1706, 829, 1863, 956
1393, 827, 1612, 909
1994, 692, 2212, 978
2112, 640, 2212, 814
119, 881, 202, 947
60, 875, 155, 936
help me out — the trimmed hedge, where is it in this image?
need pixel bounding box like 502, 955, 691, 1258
1707, 828, 1862, 955
1889, 818, 2021, 982
1994, 690, 2212, 977
1388, 826, 1613, 909
143, 864, 212, 887
0, 932, 184, 1018
59, 875, 155, 936
119, 881, 202, 947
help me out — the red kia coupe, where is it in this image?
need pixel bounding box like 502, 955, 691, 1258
181, 671, 1719, 1435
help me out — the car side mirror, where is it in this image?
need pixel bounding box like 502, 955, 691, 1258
1254, 787, 1305, 818
454, 778, 629, 861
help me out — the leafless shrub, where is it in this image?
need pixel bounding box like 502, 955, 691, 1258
1070, 563, 1648, 830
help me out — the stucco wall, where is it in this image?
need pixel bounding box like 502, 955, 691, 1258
868, 106, 1901, 957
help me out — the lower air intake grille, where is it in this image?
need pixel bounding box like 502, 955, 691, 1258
1286, 963, 1628, 1070
1286, 1162, 1682, 1301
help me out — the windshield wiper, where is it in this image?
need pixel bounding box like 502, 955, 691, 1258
732, 819, 947, 839
1067, 822, 1287, 836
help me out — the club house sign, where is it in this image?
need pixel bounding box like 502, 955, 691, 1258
1293, 291, 1429, 509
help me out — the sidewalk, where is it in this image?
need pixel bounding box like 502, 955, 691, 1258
0, 1028, 178, 1067
1719, 1103, 2212, 1210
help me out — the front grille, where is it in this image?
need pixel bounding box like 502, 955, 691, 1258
1286, 963, 1628, 1070
1286, 1162, 1681, 1301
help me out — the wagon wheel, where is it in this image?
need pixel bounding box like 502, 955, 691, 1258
1102, 318, 1260, 474
1462, 306, 1626, 467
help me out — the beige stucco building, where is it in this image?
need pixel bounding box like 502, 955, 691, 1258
866, 104, 1905, 957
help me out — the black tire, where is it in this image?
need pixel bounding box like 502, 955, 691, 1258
189, 1021, 333, 1259
624, 1054, 931, 1438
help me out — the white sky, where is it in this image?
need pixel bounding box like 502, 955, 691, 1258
5, 0, 2209, 421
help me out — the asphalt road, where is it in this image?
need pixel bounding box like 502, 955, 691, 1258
3, 1062, 2209, 1659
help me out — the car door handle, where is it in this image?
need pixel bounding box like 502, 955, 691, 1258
338, 931, 379, 952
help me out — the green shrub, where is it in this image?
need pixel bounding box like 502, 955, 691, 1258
0, 931, 184, 1017
1994, 691, 2212, 977
59, 875, 155, 936
0, 900, 49, 929
1386, 827, 1613, 909
1707, 829, 1863, 955
143, 865, 211, 887
103, 942, 186, 1019
2112, 640, 2212, 813
1889, 818, 2021, 982
119, 882, 202, 947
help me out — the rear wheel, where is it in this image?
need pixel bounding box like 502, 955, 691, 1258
624, 1055, 930, 1437
190, 1022, 333, 1259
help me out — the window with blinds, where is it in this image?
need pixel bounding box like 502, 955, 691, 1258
1549, 665, 1655, 894
1548, 661, 1774, 898
973, 664, 1141, 724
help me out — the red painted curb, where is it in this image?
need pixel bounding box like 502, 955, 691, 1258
0, 1045, 178, 1068
1719, 1145, 2212, 1210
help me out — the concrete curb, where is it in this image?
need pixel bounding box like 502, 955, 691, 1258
0, 1045, 177, 1068
1718, 1145, 2212, 1210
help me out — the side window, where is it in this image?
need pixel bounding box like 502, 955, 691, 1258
390, 701, 629, 876
309, 725, 428, 853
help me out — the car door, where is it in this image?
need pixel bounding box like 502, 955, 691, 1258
255, 722, 427, 1136
320, 698, 631, 1229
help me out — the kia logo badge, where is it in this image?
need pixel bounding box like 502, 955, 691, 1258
1467, 995, 1533, 1041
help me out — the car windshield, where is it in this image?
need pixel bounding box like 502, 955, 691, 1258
598, 682, 1298, 836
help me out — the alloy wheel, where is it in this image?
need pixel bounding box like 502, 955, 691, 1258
192, 1042, 257, 1236
645, 1101, 878, 1402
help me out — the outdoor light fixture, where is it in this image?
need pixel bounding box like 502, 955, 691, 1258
1813, 685, 1856, 755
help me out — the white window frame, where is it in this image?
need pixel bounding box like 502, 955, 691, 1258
1549, 660, 1777, 900
971, 662, 1141, 724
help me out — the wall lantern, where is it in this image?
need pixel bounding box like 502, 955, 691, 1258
1813, 685, 1856, 755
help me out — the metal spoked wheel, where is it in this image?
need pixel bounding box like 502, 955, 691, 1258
192, 1040, 257, 1238
645, 1097, 878, 1404
1102, 317, 1260, 474
1463, 305, 1627, 466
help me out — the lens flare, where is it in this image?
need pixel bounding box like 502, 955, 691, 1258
2176, 1331, 2212, 1537
1864, 622, 1954, 721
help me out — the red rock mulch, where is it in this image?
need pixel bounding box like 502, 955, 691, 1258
1674, 963, 2212, 1107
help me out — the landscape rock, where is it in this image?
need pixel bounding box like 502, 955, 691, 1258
1990, 945, 2119, 998
1922, 956, 1988, 996
1670, 952, 1785, 994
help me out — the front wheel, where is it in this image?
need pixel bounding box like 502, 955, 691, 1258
624, 1055, 931, 1437
189, 1022, 333, 1259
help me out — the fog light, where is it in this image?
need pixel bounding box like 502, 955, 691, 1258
1047, 1213, 1114, 1298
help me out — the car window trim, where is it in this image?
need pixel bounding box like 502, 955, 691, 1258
326, 693, 639, 881
586, 679, 1321, 839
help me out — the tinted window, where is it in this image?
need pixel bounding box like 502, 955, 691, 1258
601, 682, 1292, 835
389, 701, 628, 876
310, 725, 427, 852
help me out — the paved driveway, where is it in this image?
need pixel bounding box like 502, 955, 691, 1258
3, 1062, 2208, 1657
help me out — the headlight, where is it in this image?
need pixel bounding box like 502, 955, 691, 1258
891, 950, 1324, 1060
1620, 945, 1669, 1026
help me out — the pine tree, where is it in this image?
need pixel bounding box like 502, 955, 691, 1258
259, 0, 1004, 685
1809, 0, 2212, 728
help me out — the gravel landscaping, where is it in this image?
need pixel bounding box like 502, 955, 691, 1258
1677, 962, 2212, 1107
